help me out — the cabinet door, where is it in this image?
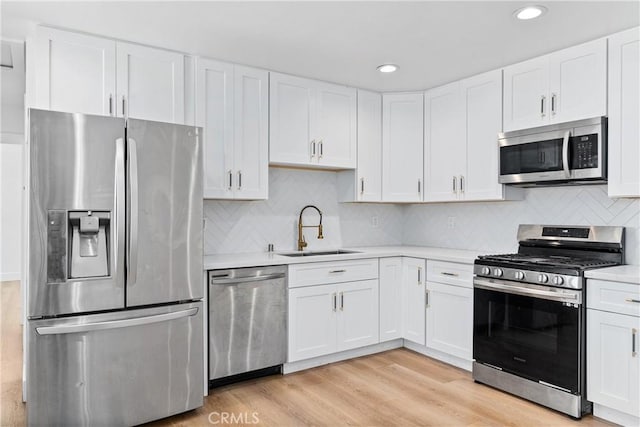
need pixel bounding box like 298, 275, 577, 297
503, 56, 549, 131
34, 27, 116, 116
463, 69, 504, 201
288, 284, 337, 362
424, 82, 465, 202
587, 309, 640, 417
116, 42, 185, 124
425, 282, 473, 360
608, 27, 640, 198
269, 73, 315, 166
379, 257, 403, 342
337, 279, 379, 352
382, 93, 424, 202
402, 257, 426, 345
233, 66, 269, 199
549, 38, 607, 124
315, 83, 357, 168
196, 58, 234, 199
355, 90, 382, 201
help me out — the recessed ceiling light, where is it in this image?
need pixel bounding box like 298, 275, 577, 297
514, 5, 547, 20
377, 64, 398, 73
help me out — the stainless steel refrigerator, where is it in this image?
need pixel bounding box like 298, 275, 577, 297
26, 109, 204, 426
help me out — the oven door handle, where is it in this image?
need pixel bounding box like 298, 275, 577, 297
562, 130, 571, 178
474, 278, 580, 304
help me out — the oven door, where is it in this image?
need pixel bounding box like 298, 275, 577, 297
473, 277, 583, 393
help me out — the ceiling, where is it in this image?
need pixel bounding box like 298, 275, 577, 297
1, 1, 638, 92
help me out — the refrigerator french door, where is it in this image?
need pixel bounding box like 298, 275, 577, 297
26, 109, 203, 426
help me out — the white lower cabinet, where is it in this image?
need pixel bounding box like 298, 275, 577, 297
379, 257, 403, 342
402, 257, 426, 345
288, 279, 379, 363
425, 281, 473, 361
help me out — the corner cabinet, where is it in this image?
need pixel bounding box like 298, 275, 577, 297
31, 27, 185, 124
382, 93, 424, 202
503, 38, 607, 131
379, 257, 403, 341
607, 27, 640, 198
196, 59, 268, 200
269, 73, 356, 169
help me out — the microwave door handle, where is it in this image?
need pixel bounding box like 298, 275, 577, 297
562, 130, 571, 178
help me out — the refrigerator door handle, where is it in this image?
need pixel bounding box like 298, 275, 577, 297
127, 137, 139, 287
115, 138, 126, 288
35, 307, 199, 335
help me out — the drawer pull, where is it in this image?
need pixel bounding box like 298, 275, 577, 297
329, 269, 346, 274
441, 272, 459, 277
625, 298, 640, 304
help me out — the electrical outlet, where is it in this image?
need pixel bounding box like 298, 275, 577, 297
447, 217, 455, 229
371, 216, 379, 228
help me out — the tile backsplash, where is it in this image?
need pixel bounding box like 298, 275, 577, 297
204, 170, 640, 265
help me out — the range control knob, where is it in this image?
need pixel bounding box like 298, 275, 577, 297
481, 267, 491, 275
514, 271, 525, 280
552, 276, 564, 286
493, 268, 503, 277
538, 274, 549, 284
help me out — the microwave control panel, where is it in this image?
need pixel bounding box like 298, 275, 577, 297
571, 134, 598, 169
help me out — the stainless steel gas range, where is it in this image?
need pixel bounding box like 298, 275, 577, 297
472, 224, 624, 419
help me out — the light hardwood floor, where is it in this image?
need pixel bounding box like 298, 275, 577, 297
1, 281, 613, 426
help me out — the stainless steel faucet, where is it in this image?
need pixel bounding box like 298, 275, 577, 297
297, 205, 323, 251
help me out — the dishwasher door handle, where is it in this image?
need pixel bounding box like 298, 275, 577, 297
210, 273, 286, 285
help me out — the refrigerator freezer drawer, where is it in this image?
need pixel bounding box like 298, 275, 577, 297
27, 302, 203, 426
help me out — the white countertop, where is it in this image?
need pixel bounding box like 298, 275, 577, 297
585, 265, 640, 284
203, 245, 482, 270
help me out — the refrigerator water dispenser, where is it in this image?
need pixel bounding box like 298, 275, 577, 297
68, 211, 110, 279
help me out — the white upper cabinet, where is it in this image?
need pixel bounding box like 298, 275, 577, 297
382, 93, 424, 202
196, 59, 268, 200
116, 42, 185, 123
503, 38, 607, 131
608, 27, 640, 198
269, 72, 356, 169
33, 27, 116, 116
31, 27, 185, 124
424, 81, 465, 202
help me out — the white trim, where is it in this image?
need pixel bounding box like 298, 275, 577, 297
0, 132, 25, 145
0, 272, 21, 282
403, 340, 473, 372
593, 403, 640, 426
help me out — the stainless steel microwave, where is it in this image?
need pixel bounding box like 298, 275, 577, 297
498, 117, 607, 187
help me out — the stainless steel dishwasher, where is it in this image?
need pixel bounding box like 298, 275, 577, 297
208, 265, 287, 384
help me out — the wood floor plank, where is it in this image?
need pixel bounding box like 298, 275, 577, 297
0, 281, 615, 426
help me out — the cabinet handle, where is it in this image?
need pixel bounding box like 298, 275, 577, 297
441, 272, 459, 277
360, 178, 365, 195
460, 175, 465, 194
319, 140, 323, 159
540, 95, 546, 117
340, 292, 344, 311
625, 298, 640, 304
551, 93, 557, 115
332, 293, 337, 312
329, 269, 346, 274
452, 176, 457, 194
237, 170, 242, 190
425, 289, 429, 308
310, 140, 316, 158
417, 267, 422, 284
418, 180, 422, 194
109, 94, 113, 116
122, 96, 126, 117
228, 170, 233, 190
633, 328, 637, 357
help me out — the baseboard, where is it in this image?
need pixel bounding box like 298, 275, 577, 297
593, 403, 640, 426
283, 339, 403, 374
1, 272, 21, 282
402, 340, 472, 371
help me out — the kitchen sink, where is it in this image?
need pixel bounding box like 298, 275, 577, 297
279, 250, 361, 257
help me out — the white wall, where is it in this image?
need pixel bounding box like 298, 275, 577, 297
0, 39, 25, 281
404, 186, 640, 265
203, 168, 404, 254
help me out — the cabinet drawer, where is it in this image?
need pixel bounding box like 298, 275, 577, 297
288, 259, 378, 288
587, 279, 640, 317
427, 260, 473, 288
